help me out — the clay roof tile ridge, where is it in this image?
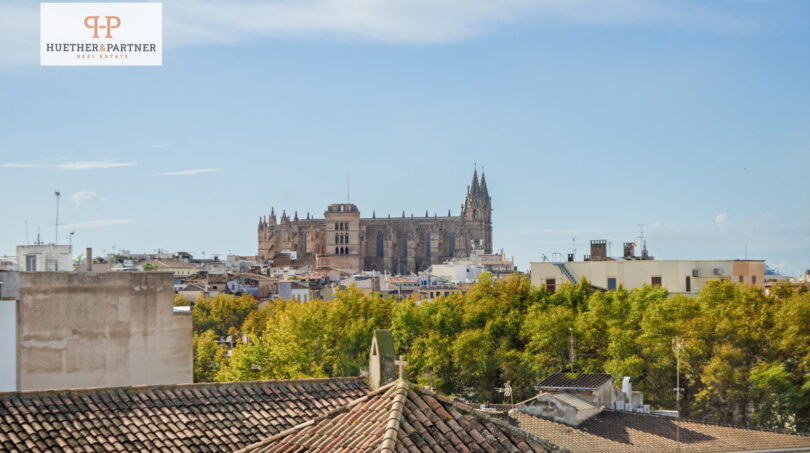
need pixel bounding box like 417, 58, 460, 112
378, 380, 409, 453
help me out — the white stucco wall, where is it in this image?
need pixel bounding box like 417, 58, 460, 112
0, 299, 17, 392
16, 244, 73, 272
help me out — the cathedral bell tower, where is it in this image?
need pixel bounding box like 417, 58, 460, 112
461, 168, 492, 253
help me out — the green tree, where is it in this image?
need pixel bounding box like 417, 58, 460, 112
193, 330, 227, 382
192, 293, 258, 336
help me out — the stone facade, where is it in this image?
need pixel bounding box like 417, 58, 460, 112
258, 170, 493, 274
0, 271, 192, 392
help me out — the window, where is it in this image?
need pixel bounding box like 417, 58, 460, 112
546, 278, 556, 294
402, 234, 408, 257
752, 275, 757, 284
685, 276, 691, 292
25, 255, 37, 271
607, 278, 617, 290
426, 233, 431, 257
335, 247, 339, 255
335, 233, 339, 243
739, 275, 744, 283
449, 233, 456, 257
376, 233, 384, 257
651, 276, 662, 287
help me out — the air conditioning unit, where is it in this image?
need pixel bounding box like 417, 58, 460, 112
713, 268, 723, 275
692, 269, 699, 277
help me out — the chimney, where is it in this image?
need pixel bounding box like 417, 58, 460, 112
369, 329, 396, 390
86, 247, 92, 271
622, 376, 632, 404
590, 240, 607, 261
623, 242, 635, 259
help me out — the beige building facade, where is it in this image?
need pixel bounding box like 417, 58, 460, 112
531, 258, 764, 294
0, 271, 192, 392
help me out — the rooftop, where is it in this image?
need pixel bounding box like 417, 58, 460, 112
0, 377, 367, 452
237, 380, 553, 453
536, 373, 614, 390
510, 409, 810, 453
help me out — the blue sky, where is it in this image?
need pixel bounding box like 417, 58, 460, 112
1, 0, 808, 274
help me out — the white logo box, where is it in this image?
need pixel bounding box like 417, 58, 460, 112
41, 2, 162, 66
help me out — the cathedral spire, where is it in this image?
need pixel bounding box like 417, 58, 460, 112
470, 168, 480, 195
480, 170, 488, 197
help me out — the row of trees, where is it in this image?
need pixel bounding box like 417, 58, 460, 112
186, 276, 810, 431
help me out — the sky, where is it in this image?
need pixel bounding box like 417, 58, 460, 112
1, 0, 809, 274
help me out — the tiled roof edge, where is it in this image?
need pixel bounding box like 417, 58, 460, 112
602, 409, 810, 438
470, 409, 572, 453
410, 384, 571, 453
0, 376, 367, 398
232, 379, 401, 453
379, 380, 409, 452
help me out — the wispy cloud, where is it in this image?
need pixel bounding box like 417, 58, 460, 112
53, 161, 138, 170
1, 160, 138, 170
715, 213, 728, 225
1, 162, 37, 168
147, 142, 173, 149
60, 219, 134, 230
0, 0, 754, 67
159, 168, 222, 176
162, 0, 754, 46
71, 190, 103, 204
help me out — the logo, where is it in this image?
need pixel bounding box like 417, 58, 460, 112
84, 15, 120, 39
41, 3, 162, 66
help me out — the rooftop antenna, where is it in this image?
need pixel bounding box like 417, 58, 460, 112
54, 191, 61, 244
637, 224, 647, 258
36, 224, 42, 245
572, 238, 576, 256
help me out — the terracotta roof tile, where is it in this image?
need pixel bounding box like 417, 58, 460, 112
0, 377, 367, 453
237, 380, 553, 453
510, 409, 810, 452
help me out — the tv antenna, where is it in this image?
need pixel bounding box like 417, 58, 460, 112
54, 191, 61, 244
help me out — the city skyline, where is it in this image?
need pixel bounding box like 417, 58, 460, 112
1, 0, 808, 274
